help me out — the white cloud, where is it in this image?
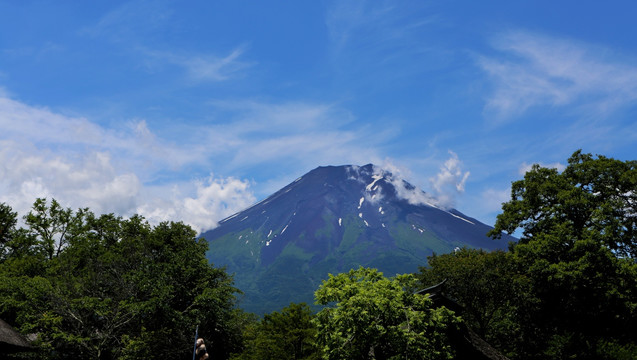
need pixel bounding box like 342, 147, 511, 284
137, 175, 256, 234
428, 151, 470, 208
362, 155, 468, 210
0, 93, 395, 233
369, 161, 434, 207
0, 94, 254, 233
0, 96, 207, 171
479, 31, 637, 120
0, 142, 142, 218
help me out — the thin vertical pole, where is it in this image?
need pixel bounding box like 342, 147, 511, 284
192, 325, 199, 360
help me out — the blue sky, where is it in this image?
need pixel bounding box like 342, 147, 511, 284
1, 0, 636, 232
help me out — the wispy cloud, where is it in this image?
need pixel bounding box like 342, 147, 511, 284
83, 1, 253, 83
0, 96, 207, 170
142, 46, 254, 82
0, 94, 252, 233
325, 0, 439, 71
326, 0, 395, 48
81, 0, 173, 42
479, 31, 637, 120
201, 100, 396, 173
0, 94, 396, 232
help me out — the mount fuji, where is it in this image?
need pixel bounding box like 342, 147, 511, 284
201, 164, 514, 314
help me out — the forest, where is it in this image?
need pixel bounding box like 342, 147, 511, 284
1, 151, 635, 359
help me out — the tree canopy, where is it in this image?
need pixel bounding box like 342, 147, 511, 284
490, 150, 636, 257
314, 267, 459, 360
231, 302, 319, 360
488, 150, 637, 359
416, 248, 522, 357
0, 199, 246, 359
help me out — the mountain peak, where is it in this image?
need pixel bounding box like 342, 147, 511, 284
203, 164, 513, 314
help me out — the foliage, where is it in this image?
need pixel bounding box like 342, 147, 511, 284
491, 150, 637, 257
489, 151, 637, 359
314, 267, 459, 360
416, 248, 523, 357
231, 302, 320, 360
0, 199, 246, 359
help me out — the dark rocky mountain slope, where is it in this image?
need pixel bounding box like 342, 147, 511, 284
201, 164, 514, 314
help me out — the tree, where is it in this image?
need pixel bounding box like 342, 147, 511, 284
416, 248, 523, 358
0, 203, 17, 244
314, 267, 458, 360
24, 198, 87, 260
232, 302, 319, 360
491, 150, 637, 258
0, 199, 247, 359
489, 151, 637, 359
0, 203, 18, 261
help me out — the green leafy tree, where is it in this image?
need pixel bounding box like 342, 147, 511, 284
314, 267, 458, 360
489, 151, 637, 359
232, 302, 319, 360
492, 150, 636, 258
24, 198, 87, 260
416, 248, 523, 357
0, 199, 247, 359
0, 203, 18, 250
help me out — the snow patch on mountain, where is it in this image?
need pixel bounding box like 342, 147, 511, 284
366, 174, 383, 191
447, 211, 475, 225
220, 212, 240, 223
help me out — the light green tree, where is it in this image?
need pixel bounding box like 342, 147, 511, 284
314, 267, 458, 360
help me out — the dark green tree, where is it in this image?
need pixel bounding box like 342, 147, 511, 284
314, 267, 458, 360
416, 248, 523, 357
489, 151, 637, 359
0, 199, 247, 359
232, 302, 319, 360
0, 203, 17, 246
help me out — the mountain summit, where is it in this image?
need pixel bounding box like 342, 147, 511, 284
202, 164, 514, 314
